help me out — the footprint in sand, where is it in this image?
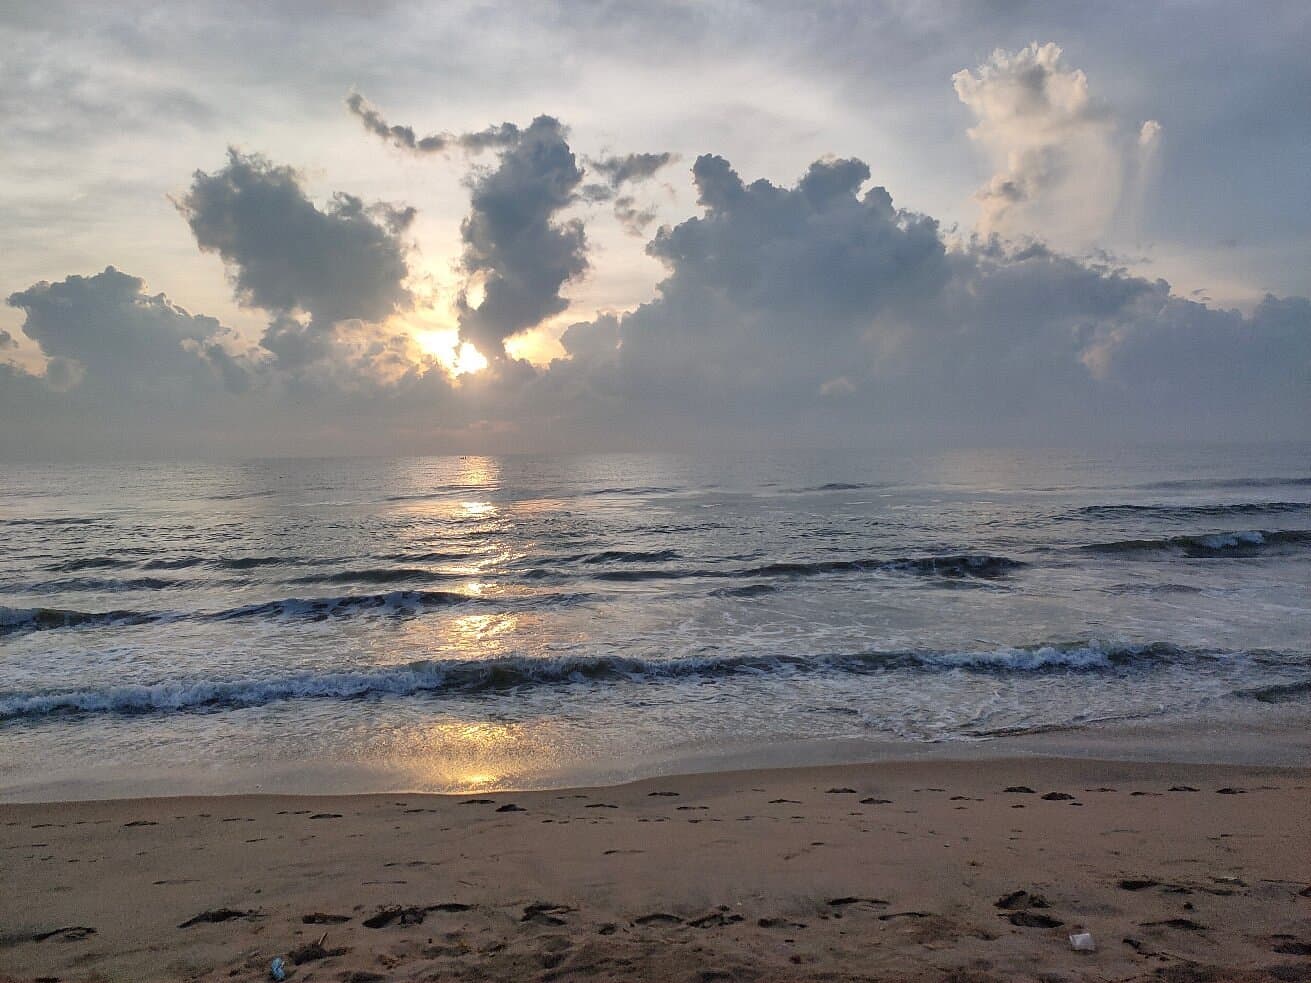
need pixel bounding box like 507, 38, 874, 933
827, 897, 889, 909
1140, 917, 1206, 931
633, 912, 683, 926
32, 925, 97, 942
689, 909, 744, 928
522, 902, 573, 925
1006, 911, 1063, 928
994, 890, 1050, 910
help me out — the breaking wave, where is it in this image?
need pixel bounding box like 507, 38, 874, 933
1236, 680, 1311, 704
1084, 529, 1311, 557
0, 643, 1279, 722
0, 589, 584, 638
288, 568, 459, 586
1077, 502, 1311, 519
585, 554, 1025, 583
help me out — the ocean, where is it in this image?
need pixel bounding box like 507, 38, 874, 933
2, 444, 1309, 800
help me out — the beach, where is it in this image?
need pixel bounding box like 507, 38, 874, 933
3, 756, 1309, 982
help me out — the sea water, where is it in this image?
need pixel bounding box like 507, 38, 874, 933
2, 444, 1309, 798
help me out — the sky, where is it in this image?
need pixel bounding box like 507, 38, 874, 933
1, 0, 1308, 457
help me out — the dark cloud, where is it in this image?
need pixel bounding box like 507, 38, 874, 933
588, 151, 675, 188
6, 267, 245, 390
581, 152, 675, 234
612, 194, 659, 235
177, 149, 414, 368
456, 115, 588, 357
348, 99, 594, 356
543, 153, 1310, 442
346, 93, 520, 154
0, 329, 15, 349
2, 265, 254, 438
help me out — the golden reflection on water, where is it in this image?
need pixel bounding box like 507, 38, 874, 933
388, 717, 566, 791
392, 609, 540, 661
378, 456, 579, 791
455, 455, 497, 489
445, 611, 521, 654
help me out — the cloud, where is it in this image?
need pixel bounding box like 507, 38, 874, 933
611, 194, 659, 235
348, 99, 594, 357
0, 329, 15, 349
588, 151, 675, 188
539, 152, 1309, 443
582, 151, 676, 234
456, 115, 589, 358
953, 42, 1160, 248
6, 266, 247, 392
177, 149, 415, 369
345, 93, 521, 154
1, 268, 256, 457
2, 144, 1307, 456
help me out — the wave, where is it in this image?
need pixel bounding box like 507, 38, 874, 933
205, 490, 279, 501
711, 583, 778, 598
1135, 476, 1311, 491
216, 556, 295, 570
0, 606, 158, 635
590, 553, 1025, 583
583, 485, 681, 496
51, 554, 301, 573
288, 568, 458, 586
140, 557, 208, 570
1084, 529, 1311, 558
0, 516, 100, 527
208, 590, 479, 623
0, 642, 1276, 721
1236, 680, 1311, 704
1077, 502, 1311, 519
578, 549, 681, 564
0, 589, 583, 638
9, 576, 192, 593
384, 484, 493, 502
791, 482, 883, 493
377, 550, 481, 563
45, 556, 135, 573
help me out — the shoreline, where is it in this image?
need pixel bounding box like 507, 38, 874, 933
6, 700, 1310, 804
3, 756, 1309, 982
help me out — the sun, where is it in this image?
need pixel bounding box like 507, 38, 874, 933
413, 328, 489, 376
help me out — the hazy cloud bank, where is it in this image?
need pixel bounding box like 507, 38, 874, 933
2, 41, 1307, 456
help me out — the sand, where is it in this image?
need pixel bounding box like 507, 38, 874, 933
2, 756, 1309, 982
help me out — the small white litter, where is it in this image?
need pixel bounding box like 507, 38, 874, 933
1068, 931, 1096, 951
270, 956, 287, 981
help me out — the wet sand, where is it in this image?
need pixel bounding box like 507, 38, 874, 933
2, 757, 1309, 982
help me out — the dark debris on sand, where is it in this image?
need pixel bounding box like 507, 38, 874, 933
178, 908, 258, 928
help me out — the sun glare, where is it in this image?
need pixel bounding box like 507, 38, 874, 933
414, 328, 489, 376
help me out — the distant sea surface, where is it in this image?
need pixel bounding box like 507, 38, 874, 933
2, 445, 1310, 799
